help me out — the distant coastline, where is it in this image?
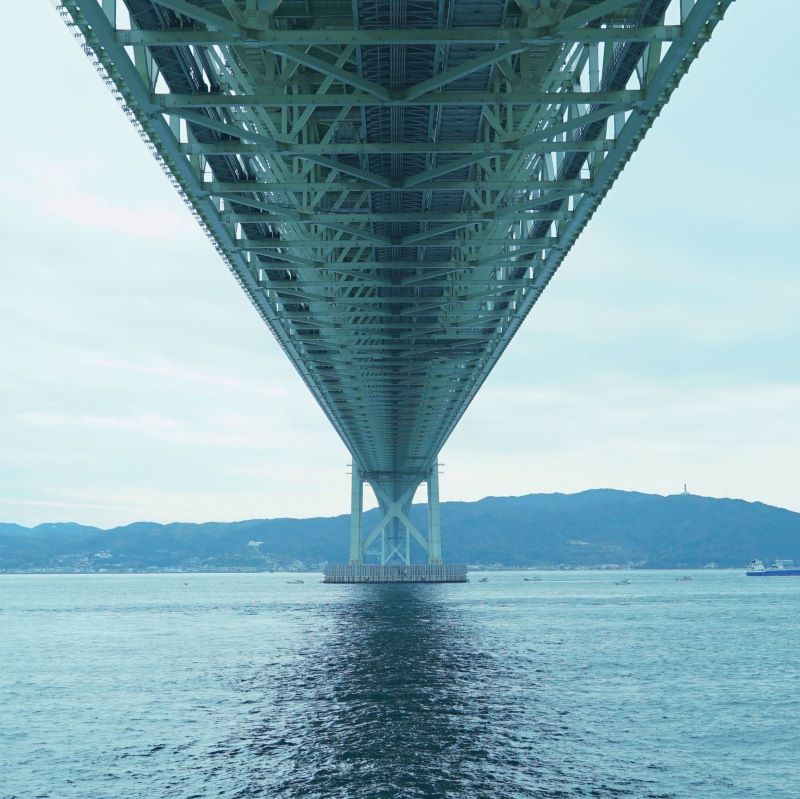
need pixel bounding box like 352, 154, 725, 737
0, 565, 738, 576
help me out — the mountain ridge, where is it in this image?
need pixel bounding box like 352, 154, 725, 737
1, 489, 798, 571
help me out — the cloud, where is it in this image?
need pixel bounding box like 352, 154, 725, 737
0, 497, 144, 513
0, 163, 192, 241
83, 356, 288, 395
40, 187, 187, 240
86, 356, 242, 388
17, 412, 181, 433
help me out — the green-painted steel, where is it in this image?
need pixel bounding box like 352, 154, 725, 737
55, 0, 733, 565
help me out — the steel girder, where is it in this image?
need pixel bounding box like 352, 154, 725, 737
56, 0, 733, 507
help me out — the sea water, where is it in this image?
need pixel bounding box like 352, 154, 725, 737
0, 570, 797, 798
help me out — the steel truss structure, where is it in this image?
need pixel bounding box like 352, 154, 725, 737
57, 0, 732, 564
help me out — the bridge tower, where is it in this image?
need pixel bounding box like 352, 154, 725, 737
348, 461, 443, 567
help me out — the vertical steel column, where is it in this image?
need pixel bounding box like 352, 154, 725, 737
349, 466, 363, 564
427, 461, 442, 564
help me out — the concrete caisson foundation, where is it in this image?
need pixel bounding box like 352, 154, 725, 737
324, 563, 467, 583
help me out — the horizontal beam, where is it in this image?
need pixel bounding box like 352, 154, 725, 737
252, 258, 536, 269
263, 283, 529, 302
161, 89, 639, 109
259, 280, 532, 289
118, 26, 680, 48
239, 237, 555, 249
182, 139, 611, 156
251, 266, 535, 278
228, 210, 569, 224
265, 308, 515, 321
208, 178, 590, 192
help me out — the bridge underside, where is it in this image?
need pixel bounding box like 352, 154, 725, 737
57, 0, 731, 564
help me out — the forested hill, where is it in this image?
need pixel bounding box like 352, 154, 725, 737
1, 490, 798, 571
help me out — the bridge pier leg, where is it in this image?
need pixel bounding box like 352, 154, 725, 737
343, 464, 444, 566
326, 462, 465, 582
427, 460, 442, 564
349, 466, 363, 564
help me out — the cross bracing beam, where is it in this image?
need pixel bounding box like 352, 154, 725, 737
56, 0, 734, 525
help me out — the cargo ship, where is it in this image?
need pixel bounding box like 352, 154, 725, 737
746, 559, 800, 576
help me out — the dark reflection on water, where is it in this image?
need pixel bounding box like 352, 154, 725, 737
234, 587, 497, 798
211, 586, 662, 799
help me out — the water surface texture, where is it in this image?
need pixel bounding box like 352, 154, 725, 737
1, 571, 797, 798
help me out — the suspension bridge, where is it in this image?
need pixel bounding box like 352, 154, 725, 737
56, 0, 732, 580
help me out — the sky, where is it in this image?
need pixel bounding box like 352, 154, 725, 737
0, 2, 798, 528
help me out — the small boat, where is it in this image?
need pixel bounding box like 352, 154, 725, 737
286, 579, 305, 584
746, 559, 800, 577
615, 578, 631, 586
523, 577, 542, 582
478, 577, 488, 583
675, 576, 692, 582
